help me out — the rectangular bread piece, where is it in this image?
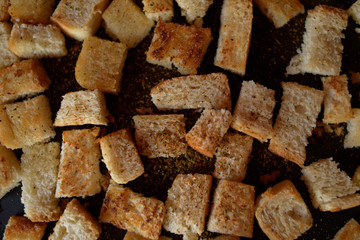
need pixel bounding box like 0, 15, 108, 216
333, 218, 360, 240
0, 0, 10, 21
3, 216, 47, 240
0, 145, 21, 199
344, 108, 360, 149
142, 0, 173, 22
175, 0, 213, 25
9, 0, 55, 24
0, 22, 20, 69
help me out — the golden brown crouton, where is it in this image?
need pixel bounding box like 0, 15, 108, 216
8, 0, 55, 24
3, 216, 47, 240
0, 145, 21, 199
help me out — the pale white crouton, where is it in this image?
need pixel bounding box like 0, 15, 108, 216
175, 0, 213, 25
143, 0, 173, 22
344, 109, 360, 149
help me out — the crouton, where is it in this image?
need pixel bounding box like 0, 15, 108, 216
333, 219, 360, 240
8, 0, 55, 24
344, 108, 360, 149
3, 216, 47, 240
353, 166, 360, 187
174, 0, 213, 25
142, 0, 173, 22
75, 36, 128, 94
0, 22, 20, 69
348, 0, 360, 33
0, 145, 21, 199
213, 236, 240, 240
0, 0, 10, 21
146, 20, 212, 75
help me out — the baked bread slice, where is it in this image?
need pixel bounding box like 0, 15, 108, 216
21, 142, 61, 222
133, 114, 187, 158
0, 145, 21, 199
186, 108, 232, 158
333, 219, 360, 240
213, 132, 253, 181
99, 182, 165, 240
269, 82, 323, 167
231, 80, 276, 142
214, 0, 253, 76
3, 216, 47, 240
353, 166, 360, 187
75, 36, 128, 94
174, 0, 213, 25
348, 0, 360, 33
207, 180, 255, 238
344, 108, 360, 149
143, 0, 173, 22
146, 20, 212, 75
51, 0, 109, 41
8, 0, 55, 24
150, 73, 231, 111
255, 180, 313, 240
9, 23, 67, 58
0, 22, 20, 69
164, 173, 212, 235
286, 5, 348, 76
49, 199, 102, 240
0, 0, 10, 21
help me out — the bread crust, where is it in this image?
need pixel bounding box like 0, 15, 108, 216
3, 216, 47, 240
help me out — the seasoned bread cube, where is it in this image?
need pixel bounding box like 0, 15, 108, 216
0, 0, 10, 21
99, 182, 165, 240
9, 23, 67, 58
214, 0, 253, 76
0, 22, 20, 69
21, 142, 61, 222
175, 0, 213, 25
333, 219, 360, 240
207, 180, 255, 238
286, 5, 348, 76
143, 0, 173, 22
0, 59, 51, 104
151, 73, 231, 111
348, 0, 360, 33
3, 216, 47, 240
344, 108, 360, 149
164, 173, 212, 235
353, 166, 360, 187
254, 0, 304, 28
186, 108, 232, 158
9, 0, 55, 24
102, 0, 154, 48
49, 199, 102, 240
133, 114, 186, 158
99, 129, 144, 184
269, 82, 323, 167
124, 232, 172, 240
0, 145, 21, 199
231, 80, 276, 142
51, 0, 109, 41
302, 158, 360, 212
255, 180, 313, 240
213, 132, 253, 182
146, 20, 212, 75
75, 36, 127, 94
54, 90, 109, 127
0, 95, 55, 149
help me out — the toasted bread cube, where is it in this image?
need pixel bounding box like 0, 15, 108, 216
21, 142, 61, 222
175, 0, 213, 25
231, 81, 276, 142
9, 23, 67, 58
49, 199, 102, 240
133, 114, 186, 158
0, 22, 20, 69
54, 90, 109, 127
255, 180, 313, 240
213, 132, 253, 181
143, 0, 173, 22
333, 219, 360, 240
99, 182, 165, 240
0, 0, 10, 21
51, 0, 109, 41
353, 166, 360, 187
8, 0, 54, 24
75, 36, 127, 94
344, 108, 360, 149
207, 180, 255, 238
146, 20, 212, 75
99, 129, 144, 184
0, 59, 51, 105
0, 145, 21, 199
3, 216, 47, 240
164, 174, 212, 235
55, 128, 102, 198
0, 95, 55, 149
102, 0, 154, 48
348, 0, 360, 27
186, 108, 232, 158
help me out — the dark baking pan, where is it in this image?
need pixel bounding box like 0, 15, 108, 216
1, 0, 360, 239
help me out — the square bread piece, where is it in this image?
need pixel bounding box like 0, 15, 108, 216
213, 132, 253, 182
99, 182, 165, 240
164, 173, 212, 235
51, 0, 109, 41
55, 127, 102, 198
175, 0, 213, 25
3, 216, 47, 240
207, 180, 255, 238
21, 142, 61, 222
8, 0, 55, 24
146, 20, 212, 75
214, 0, 253, 76
99, 129, 144, 184
150, 73, 231, 111
75, 36, 128, 94
186, 108, 232, 158
0, 59, 51, 105
102, 0, 154, 48
286, 5, 348, 76
0, 95, 56, 150
0, 0, 10, 21
0, 145, 21, 199
255, 180, 313, 240
322, 75, 353, 124
254, 0, 304, 28
302, 158, 360, 212
344, 108, 360, 149
0, 22, 20, 69
231, 80, 276, 142
54, 89, 109, 127
9, 23, 67, 58
333, 218, 360, 240
49, 199, 102, 240
133, 114, 186, 158
269, 82, 323, 167
143, 0, 173, 22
